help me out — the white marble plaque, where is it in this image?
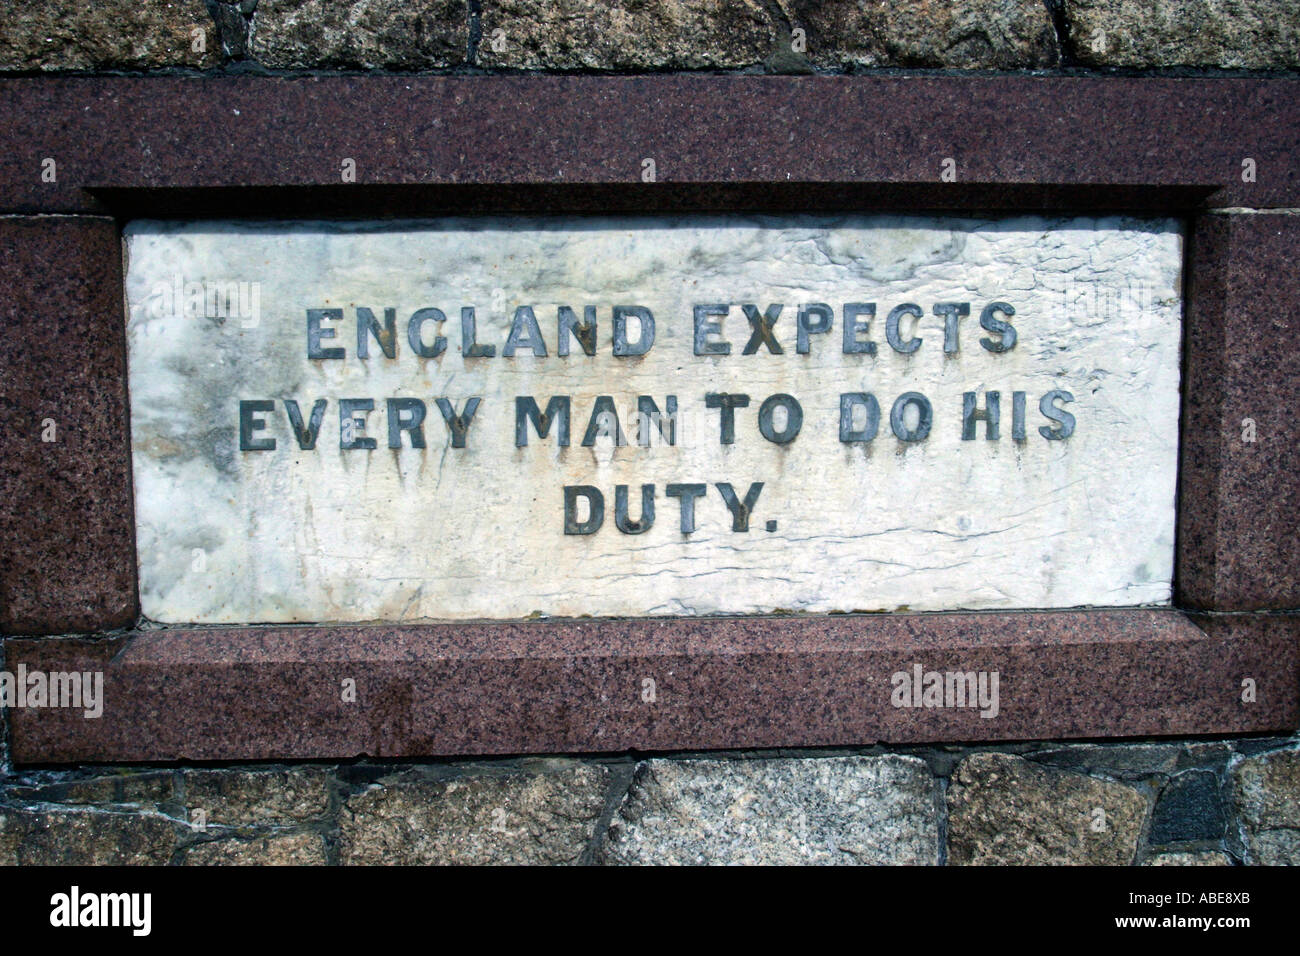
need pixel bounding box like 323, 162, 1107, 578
123, 215, 1183, 623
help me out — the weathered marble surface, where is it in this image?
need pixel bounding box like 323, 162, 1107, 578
123, 215, 1182, 623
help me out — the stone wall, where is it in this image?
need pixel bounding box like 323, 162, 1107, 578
2, 1, 1299, 73
2, 1, 1299, 866
2, 737, 1297, 864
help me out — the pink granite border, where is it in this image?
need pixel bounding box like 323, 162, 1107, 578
6, 610, 1296, 762
1, 76, 1298, 759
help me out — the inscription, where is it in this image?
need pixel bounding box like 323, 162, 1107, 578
124, 215, 1183, 622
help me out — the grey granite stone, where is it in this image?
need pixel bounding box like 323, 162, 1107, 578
340, 762, 607, 864
182, 768, 331, 826
1144, 850, 1233, 866
478, 0, 782, 70
603, 755, 940, 865
0, 0, 217, 71
1231, 747, 1300, 865
1066, 0, 1300, 69
184, 831, 327, 864
794, 0, 1059, 69
948, 752, 1147, 865
250, 0, 467, 69
0, 807, 175, 865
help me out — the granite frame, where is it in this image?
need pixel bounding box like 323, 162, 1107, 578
1, 76, 1297, 762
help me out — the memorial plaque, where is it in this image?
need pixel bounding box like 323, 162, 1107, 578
123, 215, 1182, 623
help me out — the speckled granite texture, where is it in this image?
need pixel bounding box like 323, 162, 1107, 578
0, 217, 137, 634
0, 77, 1296, 767
2, 738, 1298, 864
0, 77, 1297, 215
1179, 213, 1300, 610
6, 611, 1296, 761
0, 13, 1298, 866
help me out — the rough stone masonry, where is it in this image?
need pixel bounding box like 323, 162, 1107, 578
3, 743, 1299, 864
2, 0, 1299, 865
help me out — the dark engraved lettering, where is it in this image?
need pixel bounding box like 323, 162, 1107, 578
615, 484, 655, 534
339, 398, 377, 450
612, 306, 655, 356
637, 395, 677, 446
386, 397, 427, 449
357, 306, 397, 359
284, 399, 327, 450
934, 302, 970, 354
693, 304, 730, 355
886, 303, 923, 354
306, 308, 345, 359
758, 393, 803, 444
796, 303, 833, 354
239, 399, 276, 451
461, 306, 496, 358
503, 305, 548, 357
436, 397, 481, 448
715, 481, 764, 532
515, 395, 571, 447
557, 306, 597, 357
962, 391, 1000, 441
842, 303, 877, 355
665, 483, 707, 534
839, 392, 880, 442
1039, 390, 1077, 440
979, 301, 1018, 353
564, 485, 604, 535
705, 392, 751, 445
582, 395, 628, 447
741, 303, 783, 355
407, 308, 447, 358
890, 392, 933, 442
